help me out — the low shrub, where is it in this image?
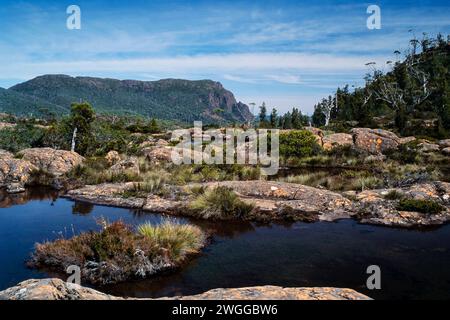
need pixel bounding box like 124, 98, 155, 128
397, 198, 444, 214
280, 130, 321, 158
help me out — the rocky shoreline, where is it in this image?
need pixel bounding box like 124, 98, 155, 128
0, 278, 371, 300
63, 180, 450, 228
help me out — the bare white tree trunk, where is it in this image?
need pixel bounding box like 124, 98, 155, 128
71, 127, 78, 152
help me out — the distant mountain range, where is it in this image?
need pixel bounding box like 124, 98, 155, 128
0, 75, 253, 123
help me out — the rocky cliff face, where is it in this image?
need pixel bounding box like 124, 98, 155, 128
0, 278, 371, 300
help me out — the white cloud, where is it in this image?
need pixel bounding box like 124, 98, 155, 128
265, 74, 302, 84
0, 52, 385, 80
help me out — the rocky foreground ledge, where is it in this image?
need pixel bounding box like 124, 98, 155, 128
0, 279, 371, 300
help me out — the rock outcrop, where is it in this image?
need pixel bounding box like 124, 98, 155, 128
0, 149, 13, 159
105, 151, 121, 166
18, 148, 84, 176
354, 182, 450, 227
197, 181, 355, 221
438, 139, 450, 148
109, 157, 140, 176
0, 157, 37, 193
65, 180, 450, 228
144, 146, 173, 163
322, 133, 353, 151
0, 278, 371, 300
65, 183, 145, 208
67, 181, 355, 222
350, 128, 400, 154
418, 142, 440, 153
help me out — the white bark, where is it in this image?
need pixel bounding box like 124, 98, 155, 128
71, 127, 78, 152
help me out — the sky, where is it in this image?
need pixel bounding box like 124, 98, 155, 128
0, 0, 449, 115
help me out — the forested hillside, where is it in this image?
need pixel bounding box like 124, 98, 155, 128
1, 75, 253, 124
312, 34, 450, 138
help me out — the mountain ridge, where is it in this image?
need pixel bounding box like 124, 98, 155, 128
2, 75, 253, 123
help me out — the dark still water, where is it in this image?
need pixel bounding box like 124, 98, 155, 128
1, 189, 450, 300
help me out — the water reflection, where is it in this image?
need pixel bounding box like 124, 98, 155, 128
71, 201, 94, 215
0, 187, 60, 208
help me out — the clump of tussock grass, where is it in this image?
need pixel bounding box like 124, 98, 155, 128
350, 176, 383, 191
138, 220, 205, 262
189, 186, 254, 220
28, 219, 206, 285
383, 190, 404, 200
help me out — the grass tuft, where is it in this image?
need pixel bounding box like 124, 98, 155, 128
189, 186, 254, 220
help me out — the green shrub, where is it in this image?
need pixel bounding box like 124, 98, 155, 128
397, 198, 444, 214
280, 130, 321, 158
0, 124, 46, 153
189, 186, 254, 220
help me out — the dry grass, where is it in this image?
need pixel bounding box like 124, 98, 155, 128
28, 219, 206, 285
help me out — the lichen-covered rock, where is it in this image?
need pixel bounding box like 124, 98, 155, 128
18, 148, 84, 176
399, 136, 416, 144
356, 182, 450, 227
109, 157, 140, 175
65, 180, 450, 228
105, 151, 121, 166
0, 149, 13, 159
144, 146, 173, 163
198, 181, 355, 221
65, 183, 145, 208
418, 142, 440, 153
171, 286, 371, 301
322, 133, 353, 150
0, 158, 37, 193
351, 128, 400, 154
438, 139, 450, 148
0, 278, 371, 300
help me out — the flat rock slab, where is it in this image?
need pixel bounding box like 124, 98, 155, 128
198, 181, 354, 218
65, 180, 450, 227
65, 183, 145, 209
0, 278, 371, 300
355, 182, 450, 227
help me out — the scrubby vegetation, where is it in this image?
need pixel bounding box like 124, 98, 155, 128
28, 219, 206, 285
280, 170, 383, 191
397, 198, 445, 214
189, 186, 254, 220
279, 130, 321, 159
312, 34, 450, 138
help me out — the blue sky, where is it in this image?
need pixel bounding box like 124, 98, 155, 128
0, 0, 449, 114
